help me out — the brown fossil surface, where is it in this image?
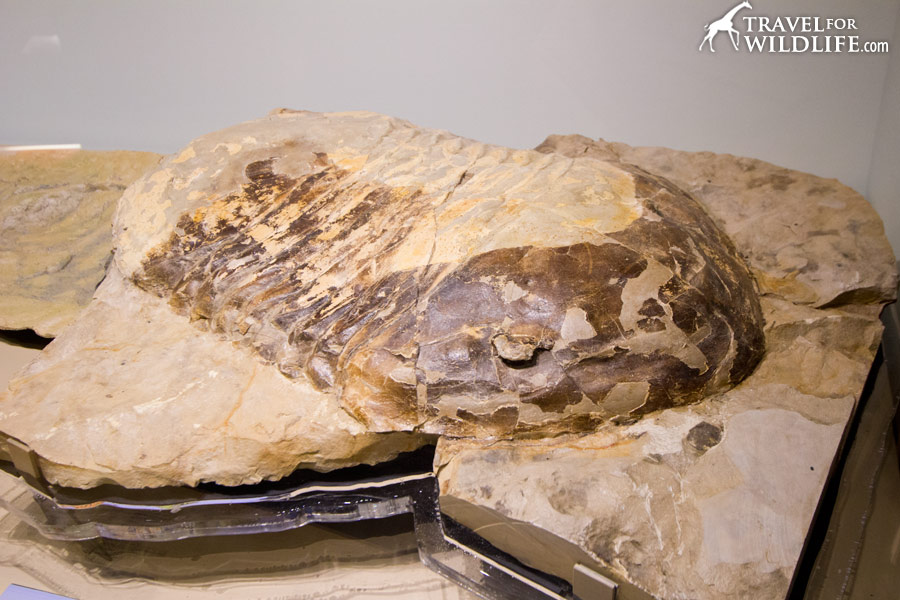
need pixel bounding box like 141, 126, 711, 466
0, 150, 162, 337
0, 110, 766, 488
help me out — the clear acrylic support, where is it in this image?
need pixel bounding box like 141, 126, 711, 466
0, 449, 577, 600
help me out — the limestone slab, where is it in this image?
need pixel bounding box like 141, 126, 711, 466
435, 135, 897, 599
1, 117, 895, 600
437, 299, 882, 599
0, 264, 425, 488
0, 150, 161, 337
2, 111, 767, 487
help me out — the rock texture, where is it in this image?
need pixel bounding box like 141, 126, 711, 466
436, 135, 897, 600
0, 111, 769, 488
0, 150, 161, 337
0, 266, 425, 488
1, 117, 894, 599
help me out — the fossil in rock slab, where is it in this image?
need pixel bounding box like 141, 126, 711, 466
125, 110, 766, 436
0, 110, 765, 487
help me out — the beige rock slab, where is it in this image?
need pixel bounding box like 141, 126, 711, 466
0, 111, 771, 488
437, 136, 897, 599
0, 264, 426, 488
536, 135, 898, 307
0, 150, 161, 337
436, 298, 884, 599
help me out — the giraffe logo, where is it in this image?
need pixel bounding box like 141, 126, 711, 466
700, 1, 753, 52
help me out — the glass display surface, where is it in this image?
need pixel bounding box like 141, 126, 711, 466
0, 447, 586, 600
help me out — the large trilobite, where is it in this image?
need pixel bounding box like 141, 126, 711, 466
127, 110, 764, 436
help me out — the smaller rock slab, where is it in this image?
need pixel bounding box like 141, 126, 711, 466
436, 136, 897, 599
437, 298, 884, 599
0, 150, 161, 337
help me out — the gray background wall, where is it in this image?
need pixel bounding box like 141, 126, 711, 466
2, 0, 898, 253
